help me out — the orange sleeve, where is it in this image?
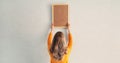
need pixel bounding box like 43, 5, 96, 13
47, 32, 52, 51
67, 32, 73, 52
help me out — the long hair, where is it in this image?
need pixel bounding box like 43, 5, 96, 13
50, 31, 67, 60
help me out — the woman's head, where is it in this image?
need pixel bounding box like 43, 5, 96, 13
50, 31, 67, 60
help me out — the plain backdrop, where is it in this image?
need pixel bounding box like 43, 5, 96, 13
0, 0, 120, 63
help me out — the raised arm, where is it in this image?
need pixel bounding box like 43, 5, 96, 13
68, 32, 72, 49
67, 24, 73, 50
47, 24, 54, 50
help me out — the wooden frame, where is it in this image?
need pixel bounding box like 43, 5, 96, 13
52, 4, 69, 28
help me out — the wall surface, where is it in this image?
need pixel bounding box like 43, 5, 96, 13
0, 0, 120, 63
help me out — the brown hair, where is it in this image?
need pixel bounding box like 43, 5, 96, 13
50, 31, 67, 60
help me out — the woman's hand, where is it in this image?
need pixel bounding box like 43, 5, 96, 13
51, 23, 54, 31
67, 23, 70, 33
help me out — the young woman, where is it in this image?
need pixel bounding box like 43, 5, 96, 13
47, 24, 73, 63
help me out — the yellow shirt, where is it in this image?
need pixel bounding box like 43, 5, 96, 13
47, 32, 73, 63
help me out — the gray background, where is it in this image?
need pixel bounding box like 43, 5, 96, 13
0, 0, 120, 63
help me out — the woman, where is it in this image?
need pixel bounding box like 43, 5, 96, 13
47, 24, 73, 63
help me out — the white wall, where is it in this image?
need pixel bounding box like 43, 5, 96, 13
0, 0, 120, 63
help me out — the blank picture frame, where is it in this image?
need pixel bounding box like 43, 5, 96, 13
52, 4, 68, 28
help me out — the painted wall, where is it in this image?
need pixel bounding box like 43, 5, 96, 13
0, 0, 120, 63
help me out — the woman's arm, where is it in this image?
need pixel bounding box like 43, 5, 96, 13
67, 24, 73, 50
47, 24, 54, 50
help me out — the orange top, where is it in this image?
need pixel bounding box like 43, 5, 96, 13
47, 32, 73, 63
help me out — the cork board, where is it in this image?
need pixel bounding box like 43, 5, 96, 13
52, 4, 68, 28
